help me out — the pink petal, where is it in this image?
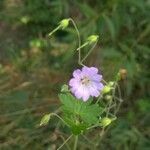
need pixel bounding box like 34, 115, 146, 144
73, 69, 81, 78
69, 78, 79, 87
90, 74, 102, 82
81, 86, 90, 101
94, 82, 104, 90
88, 84, 100, 97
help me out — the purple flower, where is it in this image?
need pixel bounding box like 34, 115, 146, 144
69, 66, 104, 101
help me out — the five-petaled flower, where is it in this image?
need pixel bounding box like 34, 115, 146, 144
69, 66, 104, 101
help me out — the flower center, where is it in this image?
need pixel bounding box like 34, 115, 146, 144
81, 76, 90, 85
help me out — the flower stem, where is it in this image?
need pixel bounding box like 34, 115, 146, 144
50, 113, 67, 126
73, 136, 78, 150
81, 41, 97, 63
57, 134, 73, 150
48, 25, 60, 36
69, 18, 84, 66
76, 42, 88, 51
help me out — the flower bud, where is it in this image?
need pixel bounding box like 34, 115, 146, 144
61, 84, 69, 92
105, 95, 112, 101
40, 114, 51, 126
87, 35, 99, 44
100, 117, 112, 127
108, 81, 114, 87
102, 85, 111, 94
119, 69, 127, 80
59, 19, 70, 29
20, 16, 30, 24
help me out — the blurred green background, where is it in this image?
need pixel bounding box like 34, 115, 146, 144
0, 0, 149, 149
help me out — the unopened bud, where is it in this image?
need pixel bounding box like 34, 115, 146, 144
119, 69, 127, 80
108, 81, 114, 87
105, 95, 112, 101
59, 19, 70, 29
87, 35, 99, 44
100, 117, 112, 127
102, 86, 111, 94
61, 84, 69, 92
20, 16, 30, 24
40, 114, 51, 126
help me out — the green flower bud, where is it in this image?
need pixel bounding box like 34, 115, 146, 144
108, 81, 115, 87
100, 117, 112, 127
20, 16, 30, 24
102, 85, 111, 94
61, 84, 69, 92
59, 19, 70, 29
40, 114, 51, 126
105, 95, 112, 101
87, 35, 99, 44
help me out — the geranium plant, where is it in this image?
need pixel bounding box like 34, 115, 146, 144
40, 18, 123, 150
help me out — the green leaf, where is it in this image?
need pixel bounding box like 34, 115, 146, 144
59, 93, 103, 124
79, 103, 102, 125
59, 93, 103, 135
59, 93, 77, 114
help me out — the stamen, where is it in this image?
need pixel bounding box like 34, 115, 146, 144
81, 76, 90, 85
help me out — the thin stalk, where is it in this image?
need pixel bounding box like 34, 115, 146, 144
106, 82, 117, 117
60, 135, 71, 150
69, 18, 84, 66
102, 79, 108, 84
73, 136, 78, 150
81, 41, 97, 63
114, 84, 123, 115
51, 113, 67, 126
96, 95, 103, 104
77, 42, 88, 51
48, 25, 61, 36
87, 124, 100, 130
57, 134, 73, 150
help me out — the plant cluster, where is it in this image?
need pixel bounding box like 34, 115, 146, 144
40, 19, 123, 149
